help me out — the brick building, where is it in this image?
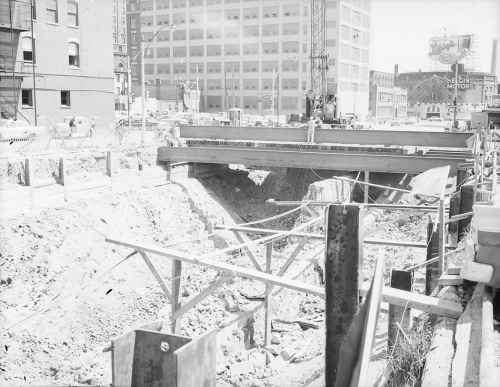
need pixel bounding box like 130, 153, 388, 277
0, 0, 115, 127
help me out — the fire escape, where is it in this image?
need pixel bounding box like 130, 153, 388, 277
307, 0, 329, 117
0, 0, 33, 121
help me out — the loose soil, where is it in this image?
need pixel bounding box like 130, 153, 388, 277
0, 152, 473, 387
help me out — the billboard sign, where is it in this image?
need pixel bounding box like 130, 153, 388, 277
429, 35, 471, 63
446, 76, 475, 90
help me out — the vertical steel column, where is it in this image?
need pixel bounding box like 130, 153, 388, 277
458, 185, 474, 242
325, 204, 360, 386
426, 221, 440, 296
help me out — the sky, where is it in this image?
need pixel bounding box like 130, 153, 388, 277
370, 0, 500, 75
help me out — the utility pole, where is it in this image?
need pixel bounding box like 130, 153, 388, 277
272, 65, 275, 126
232, 66, 235, 109
453, 61, 458, 128
141, 37, 146, 145
127, 56, 132, 132
195, 65, 199, 124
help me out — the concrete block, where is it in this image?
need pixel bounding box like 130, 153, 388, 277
268, 356, 286, 371
264, 345, 280, 356
280, 342, 300, 361
249, 352, 266, 368
229, 360, 254, 376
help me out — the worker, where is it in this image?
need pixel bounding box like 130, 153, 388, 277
307, 116, 315, 143
315, 116, 323, 129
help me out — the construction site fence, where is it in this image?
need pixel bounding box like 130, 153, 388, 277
1, 125, 174, 154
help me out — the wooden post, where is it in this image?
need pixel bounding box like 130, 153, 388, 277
458, 185, 474, 242
438, 198, 446, 277
106, 151, 114, 191
25, 158, 34, 207
387, 270, 412, 355
59, 157, 68, 201
325, 204, 360, 386
448, 193, 460, 234
166, 162, 172, 182
364, 172, 369, 204
171, 259, 182, 334
456, 166, 468, 189
426, 221, 440, 296
264, 241, 273, 347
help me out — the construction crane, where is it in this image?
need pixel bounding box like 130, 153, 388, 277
305, 0, 338, 124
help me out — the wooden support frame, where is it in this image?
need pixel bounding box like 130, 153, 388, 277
232, 231, 263, 272
387, 270, 412, 356
267, 199, 441, 211
25, 158, 35, 207
438, 198, 447, 278
458, 185, 474, 242
264, 242, 273, 347
59, 157, 68, 201
138, 251, 173, 302
171, 259, 182, 334
170, 273, 233, 321
365, 210, 418, 237
426, 221, 440, 296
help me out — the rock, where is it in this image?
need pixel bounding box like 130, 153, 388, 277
223, 295, 240, 312
216, 364, 227, 374
249, 352, 266, 368
264, 345, 280, 356
270, 334, 281, 345
250, 380, 264, 387
280, 342, 300, 361
229, 360, 255, 376
268, 356, 287, 371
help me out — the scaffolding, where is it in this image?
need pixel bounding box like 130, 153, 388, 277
0, 0, 33, 122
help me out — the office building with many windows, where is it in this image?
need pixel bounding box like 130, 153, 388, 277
0, 0, 115, 126
126, 0, 371, 117
114, 0, 130, 110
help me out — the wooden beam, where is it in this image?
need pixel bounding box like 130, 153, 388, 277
265, 242, 273, 347
267, 200, 440, 212
138, 251, 173, 302
197, 216, 322, 261
458, 185, 474, 242
232, 231, 263, 272
158, 146, 465, 175
359, 282, 463, 319
171, 259, 182, 334
388, 270, 412, 356
215, 225, 323, 240
480, 286, 495, 387
365, 210, 418, 237
169, 273, 232, 321
264, 236, 309, 296
105, 237, 326, 297
179, 126, 473, 148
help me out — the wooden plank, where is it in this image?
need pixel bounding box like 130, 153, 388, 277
267, 200, 440, 211
170, 274, 232, 321
325, 204, 360, 385
138, 251, 173, 302
179, 126, 473, 148
171, 259, 182, 334
388, 270, 412, 356
458, 185, 474, 242
480, 286, 495, 387
105, 237, 326, 297
264, 236, 309, 296
232, 231, 263, 272
215, 225, 324, 240
360, 282, 463, 319
438, 198, 447, 278
265, 242, 273, 347
422, 286, 461, 387
438, 274, 464, 286
426, 222, 440, 295
59, 157, 68, 201
452, 284, 484, 387
446, 263, 462, 275
158, 146, 465, 175
357, 250, 385, 387
365, 210, 418, 237
26, 158, 34, 207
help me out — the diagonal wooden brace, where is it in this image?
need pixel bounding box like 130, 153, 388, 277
264, 236, 309, 296
138, 250, 173, 303
170, 272, 233, 321
232, 230, 263, 272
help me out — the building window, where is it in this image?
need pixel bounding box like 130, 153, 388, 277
131, 18, 136, 28
68, 42, 79, 67
21, 90, 33, 107
61, 91, 71, 107
32, 0, 37, 20
22, 37, 34, 62
67, 0, 78, 26
46, 0, 58, 23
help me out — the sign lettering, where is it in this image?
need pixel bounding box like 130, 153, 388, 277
446, 76, 475, 90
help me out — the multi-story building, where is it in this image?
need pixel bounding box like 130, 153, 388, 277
368, 79, 407, 123
114, 0, 129, 110
0, 0, 115, 126
369, 70, 393, 88
126, 0, 372, 118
